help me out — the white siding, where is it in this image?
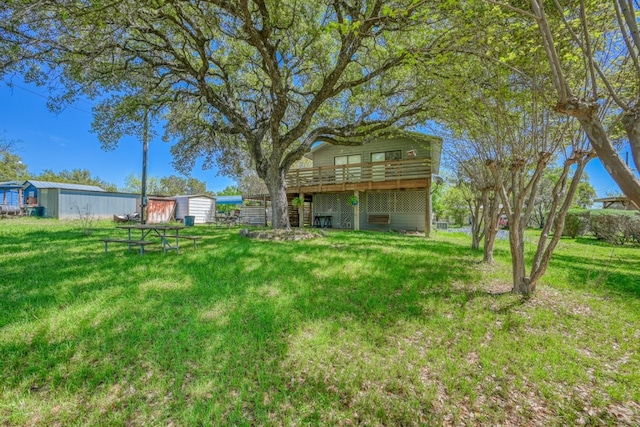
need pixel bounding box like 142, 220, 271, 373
174, 196, 216, 224
188, 197, 216, 224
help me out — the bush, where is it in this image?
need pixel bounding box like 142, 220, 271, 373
589, 210, 640, 245
563, 209, 591, 238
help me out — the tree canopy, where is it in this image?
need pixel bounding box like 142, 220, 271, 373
159, 174, 208, 196
1, 0, 450, 228
0, 134, 27, 181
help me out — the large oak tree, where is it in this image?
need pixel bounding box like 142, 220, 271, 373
1, 0, 446, 228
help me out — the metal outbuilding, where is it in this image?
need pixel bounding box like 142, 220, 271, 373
147, 196, 177, 223
173, 194, 216, 224
22, 180, 139, 219
0, 181, 23, 214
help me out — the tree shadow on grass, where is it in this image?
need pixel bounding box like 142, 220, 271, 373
0, 226, 548, 424
550, 251, 640, 298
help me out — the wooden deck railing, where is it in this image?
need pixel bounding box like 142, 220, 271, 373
286, 158, 432, 190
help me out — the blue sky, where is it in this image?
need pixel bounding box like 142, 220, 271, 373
0, 80, 237, 194
0, 79, 626, 198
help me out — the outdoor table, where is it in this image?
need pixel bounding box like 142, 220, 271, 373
313, 214, 332, 228
116, 224, 186, 253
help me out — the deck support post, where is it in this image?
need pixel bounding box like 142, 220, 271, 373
425, 178, 432, 238
299, 193, 305, 228
353, 190, 360, 231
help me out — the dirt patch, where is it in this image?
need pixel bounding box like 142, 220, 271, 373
239, 228, 326, 241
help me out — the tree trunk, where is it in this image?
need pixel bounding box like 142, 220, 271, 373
622, 110, 640, 181
483, 230, 496, 263
470, 197, 483, 250
265, 166, 291, 229
508, 217, 535, 294
482, 190, 500, 264
471, 228, 481, 250
561, 101, 640, 209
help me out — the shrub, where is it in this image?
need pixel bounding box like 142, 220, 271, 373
589, 210, 640, 245
563, 209, 590, 238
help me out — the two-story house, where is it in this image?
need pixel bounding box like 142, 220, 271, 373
286, 130, 441, 236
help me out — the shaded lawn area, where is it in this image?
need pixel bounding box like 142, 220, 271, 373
0, 219, 638, 426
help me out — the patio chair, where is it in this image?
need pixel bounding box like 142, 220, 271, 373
224, 209, 242, 227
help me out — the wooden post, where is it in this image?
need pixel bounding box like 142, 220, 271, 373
141, 107, 149, 225
425, 178, 432, 238
354, 190, 360, 231
299, 193, 304, 228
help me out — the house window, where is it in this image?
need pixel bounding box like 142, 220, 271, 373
334, 154, 361, 183
371, 150, 402, 162
371, 151, 401, 181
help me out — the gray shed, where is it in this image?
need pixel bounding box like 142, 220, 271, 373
22, 180, 139, 219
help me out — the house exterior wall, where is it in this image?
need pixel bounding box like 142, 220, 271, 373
58, 190, 139, 219
304, 134, 438, 234
311, 137, 433, 168
313, 190, 427, 231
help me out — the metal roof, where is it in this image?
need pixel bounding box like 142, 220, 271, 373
0, 181, 23, 189
23, 180, 106, 192
172, 194, 216, 200
216, 195, 243, 205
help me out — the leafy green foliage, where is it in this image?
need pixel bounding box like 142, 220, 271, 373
589, 210, 640, 245
121, 172, 162, 195
574, 180, 597, 208
441, 184, 469, 226
216, 185, 240, 196
0, 151, 27, 181
0, 133, 28, 181
159, 175, 208, 196
531, 168, 597, 228
563, 209, 591, 238
563, 209, 640, 244
0, 0, 451, 227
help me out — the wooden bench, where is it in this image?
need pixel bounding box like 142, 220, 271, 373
100, 239, 157, 256
163, 235, 203, 249
367, 214, 391, 225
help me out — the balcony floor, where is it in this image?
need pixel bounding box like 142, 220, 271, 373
286, 178, 429, 194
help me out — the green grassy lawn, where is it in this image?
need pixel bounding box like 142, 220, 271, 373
1, 219, 639, 426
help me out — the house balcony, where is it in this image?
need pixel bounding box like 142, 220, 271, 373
286, 158, 433, 194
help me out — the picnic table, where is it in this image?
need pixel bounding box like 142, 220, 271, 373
209, 210, 241, 227
101, 224, 201, 255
